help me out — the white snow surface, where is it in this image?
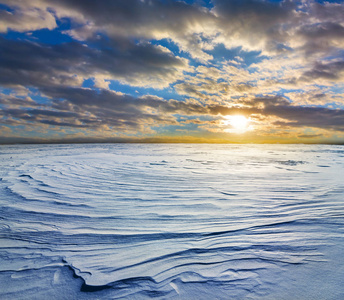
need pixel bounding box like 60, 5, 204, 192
0, 143, 343, 299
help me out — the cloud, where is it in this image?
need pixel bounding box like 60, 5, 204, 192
298, 133, 323, 139
1, 0, 267, 62
48, 0, 217, 61
211, 0, 298, 54
2, 0, 344, 60
0, 36, 190, 89
0, 93, 40, 108
0, 0, 56, 33
286, 90, 344, 106
270, 107, 344, 131
301, 60, 344, 82
3, 84, 344, 137
1, 87, 208, 133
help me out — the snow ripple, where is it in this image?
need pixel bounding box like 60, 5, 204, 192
0, 144, 343, 299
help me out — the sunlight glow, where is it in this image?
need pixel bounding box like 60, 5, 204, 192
224, 115, 249, 133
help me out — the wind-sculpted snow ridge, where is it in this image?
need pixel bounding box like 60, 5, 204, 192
0, 144, 343, 299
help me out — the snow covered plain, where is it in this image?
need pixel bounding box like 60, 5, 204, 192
0, 144, 343, 299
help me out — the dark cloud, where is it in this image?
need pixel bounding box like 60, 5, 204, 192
265, 101, 344, 131
49, 0, 216, 60
309, 1, 344, 23
299, 22, 344, 40
3, 85, 343, 134
298, 134, 323, 139
238, 96, 291, 108
2, 0, 344, 58
211, 0, 298, 53
298, 22, 344, 56
0, 94, 40, 107
0, 36, 189, 89
211, 0, 344, 58
213, 0, 292, 23
1, 86, 206, 131
47, 87, 209, 116
301, 60, 344, 81
175, 81, 255, 99
49, 0, 211, 31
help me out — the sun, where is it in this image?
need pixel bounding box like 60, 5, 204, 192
224, 115, 249, 133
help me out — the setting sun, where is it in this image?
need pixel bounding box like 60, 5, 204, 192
225, 115, 249, 132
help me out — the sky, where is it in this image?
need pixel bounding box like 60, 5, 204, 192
0, 0, 344, 144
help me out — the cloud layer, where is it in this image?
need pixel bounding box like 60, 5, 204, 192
0, 0, 344, 143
